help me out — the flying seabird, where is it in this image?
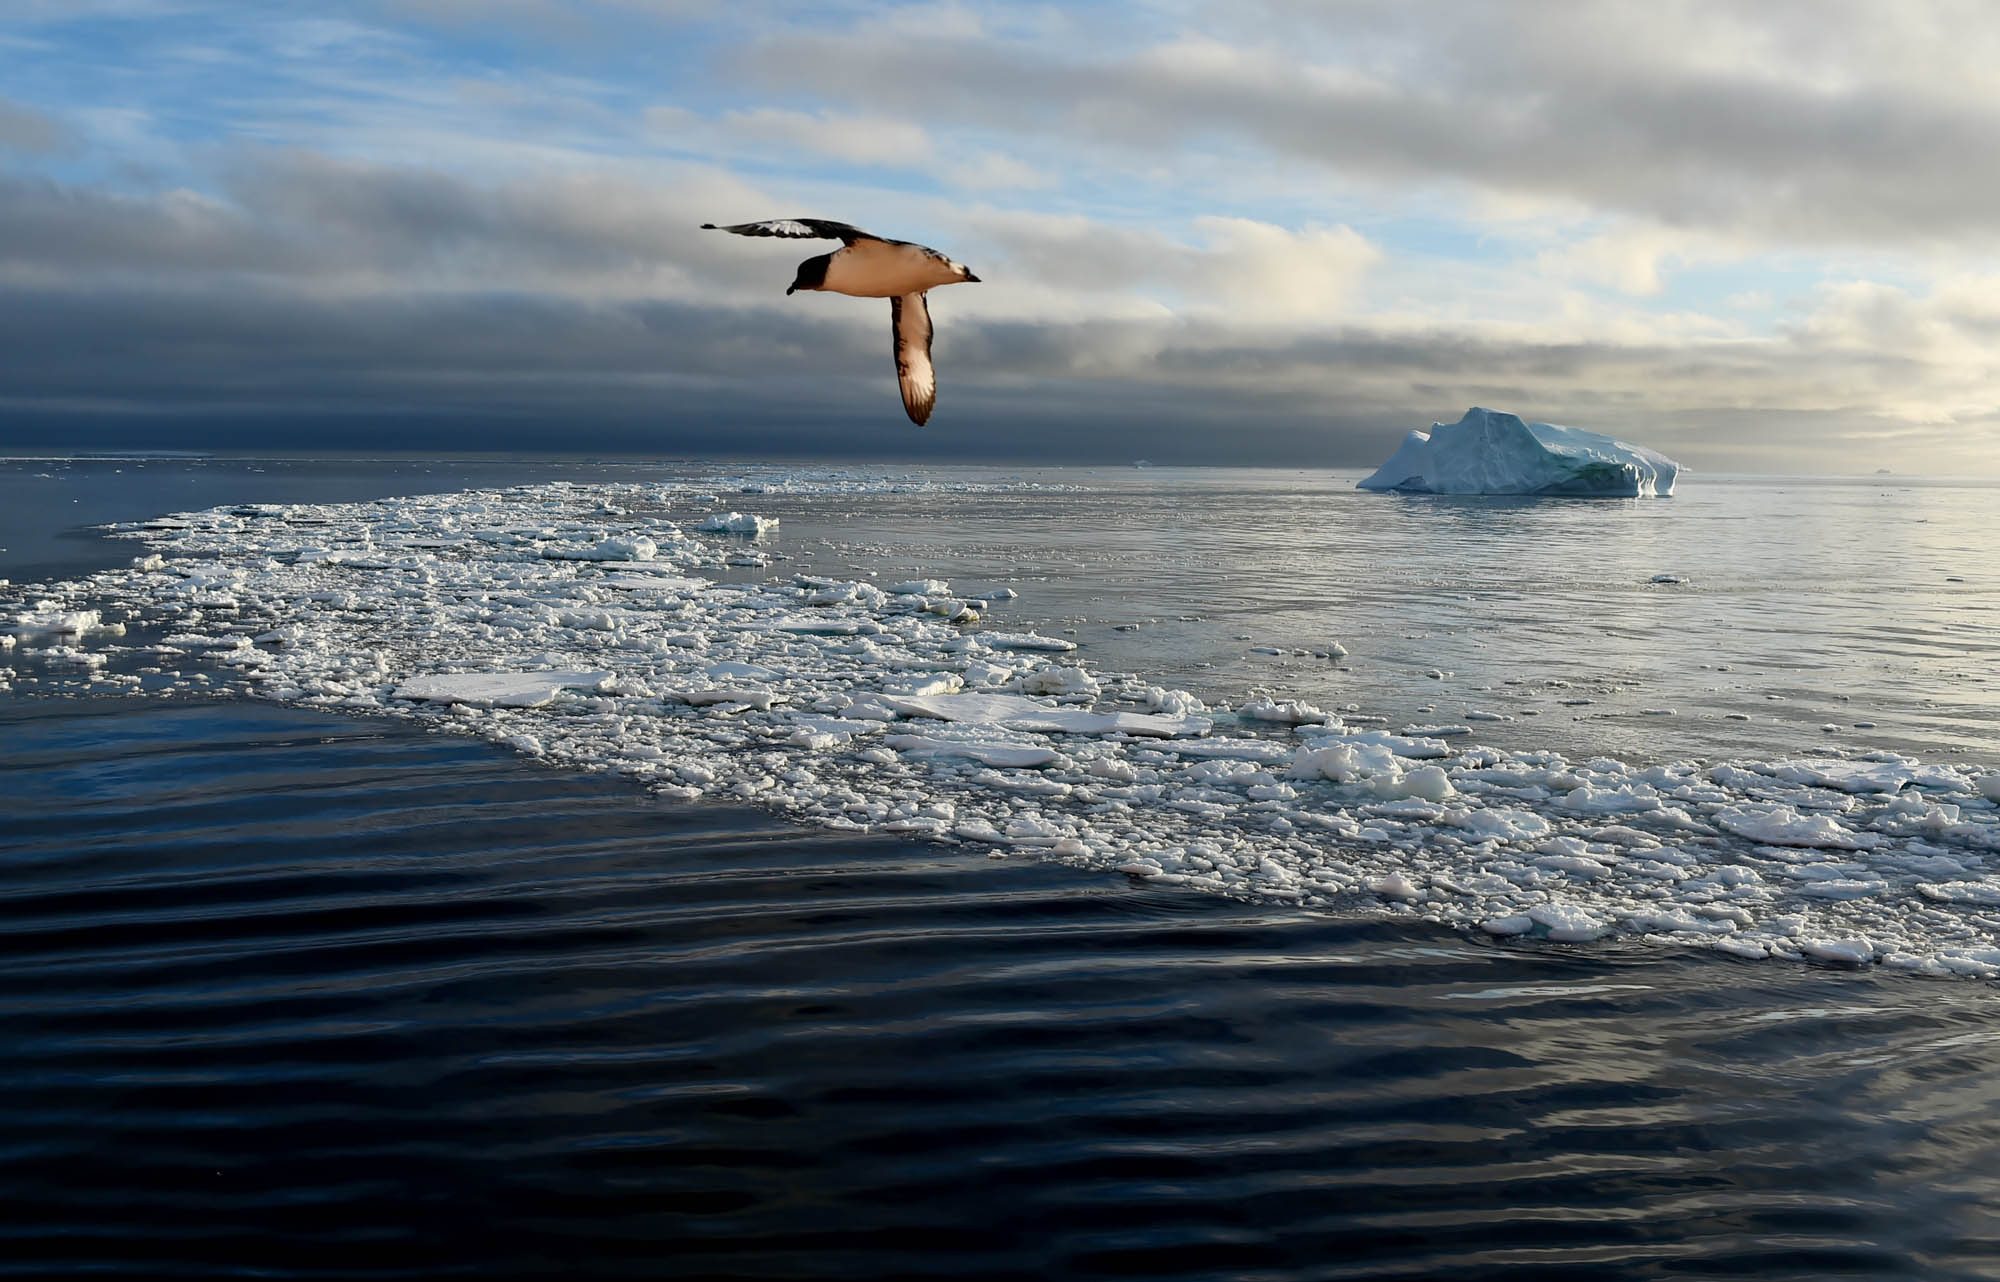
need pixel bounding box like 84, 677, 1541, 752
701, 218, 980, 426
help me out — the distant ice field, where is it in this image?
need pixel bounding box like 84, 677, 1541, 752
6, 461, 2000, 977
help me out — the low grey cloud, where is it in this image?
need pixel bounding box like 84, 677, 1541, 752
0, 153, 772, 296
0, 253, 1970, 472
0, 94, 74, 154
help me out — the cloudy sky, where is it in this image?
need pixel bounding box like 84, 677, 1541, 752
2, 1, 1997, 469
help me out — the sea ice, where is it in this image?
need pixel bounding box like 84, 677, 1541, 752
543, 535, 658, 561
1712, 804, 1883, 850
1238, 696, 1331, 725
698, 512, 778, 536
981, 632, 1077, 652
1358, 407, 1682, 497
877, 691, 1211, 739
884, 733, 1061, 769
9, 607, 118, 638
14, 473, 2000, 984
393, 670, 612, 708
600, 571, 711, 594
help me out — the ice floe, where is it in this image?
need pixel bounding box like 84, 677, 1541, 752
392, 670, 614, 708
7, 476, 2000, 980
1359, 407, 1682, 497
859, 690, 1210, 739
980, 632, 1078, 652
698, 512, 778, 536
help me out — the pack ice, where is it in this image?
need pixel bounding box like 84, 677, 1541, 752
1358, 407, 1682, 497
11, 472, 2000, 981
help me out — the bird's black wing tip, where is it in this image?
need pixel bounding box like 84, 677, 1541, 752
699, 223, 717, 229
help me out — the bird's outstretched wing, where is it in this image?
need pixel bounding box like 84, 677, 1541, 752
701, 219, 879, 246
889, 292, 935, 426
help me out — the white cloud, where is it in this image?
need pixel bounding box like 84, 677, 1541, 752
1532, 226, 1691, 297
1186, 216, 1379, 320
942, 150, 1053, 191
950, 209, 1376, 321
1788, 274, 2000, 421
718, 108, 933, 169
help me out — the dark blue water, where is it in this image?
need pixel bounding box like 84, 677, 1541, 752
9, 457, 2000, 1278
12, 697, 2000, 1279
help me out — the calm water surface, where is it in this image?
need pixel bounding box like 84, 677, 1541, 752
5, 456, 2000, 1278
757, 467, 2000, 764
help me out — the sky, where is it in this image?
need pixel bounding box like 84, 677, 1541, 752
1, 0, 1998, 469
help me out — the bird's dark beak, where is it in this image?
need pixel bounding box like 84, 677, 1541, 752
964, 271, 981, 283
785, 285, 796, 295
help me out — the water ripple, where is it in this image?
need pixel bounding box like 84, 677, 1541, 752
6, 696, 2000, 1278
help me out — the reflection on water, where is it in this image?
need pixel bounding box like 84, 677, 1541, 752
757, 469, 2000, 764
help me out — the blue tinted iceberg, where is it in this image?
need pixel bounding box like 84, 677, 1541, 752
1358, 407, 1681, 497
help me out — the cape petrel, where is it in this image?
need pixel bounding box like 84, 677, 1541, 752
702, 218, 980, 426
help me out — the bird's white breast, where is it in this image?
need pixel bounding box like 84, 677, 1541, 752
822, 241, 963, 298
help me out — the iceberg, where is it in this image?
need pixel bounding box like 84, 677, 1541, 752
1358, 407, 1681, 497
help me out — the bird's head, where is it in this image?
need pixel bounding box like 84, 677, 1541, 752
787, 254, 831, 295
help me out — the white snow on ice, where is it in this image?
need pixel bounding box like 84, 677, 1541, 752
10, 475, 2000, 979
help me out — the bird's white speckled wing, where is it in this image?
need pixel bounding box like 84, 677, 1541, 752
701, 219, 879, 245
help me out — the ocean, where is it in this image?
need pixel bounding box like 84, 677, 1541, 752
5, 454, 2000, 1278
